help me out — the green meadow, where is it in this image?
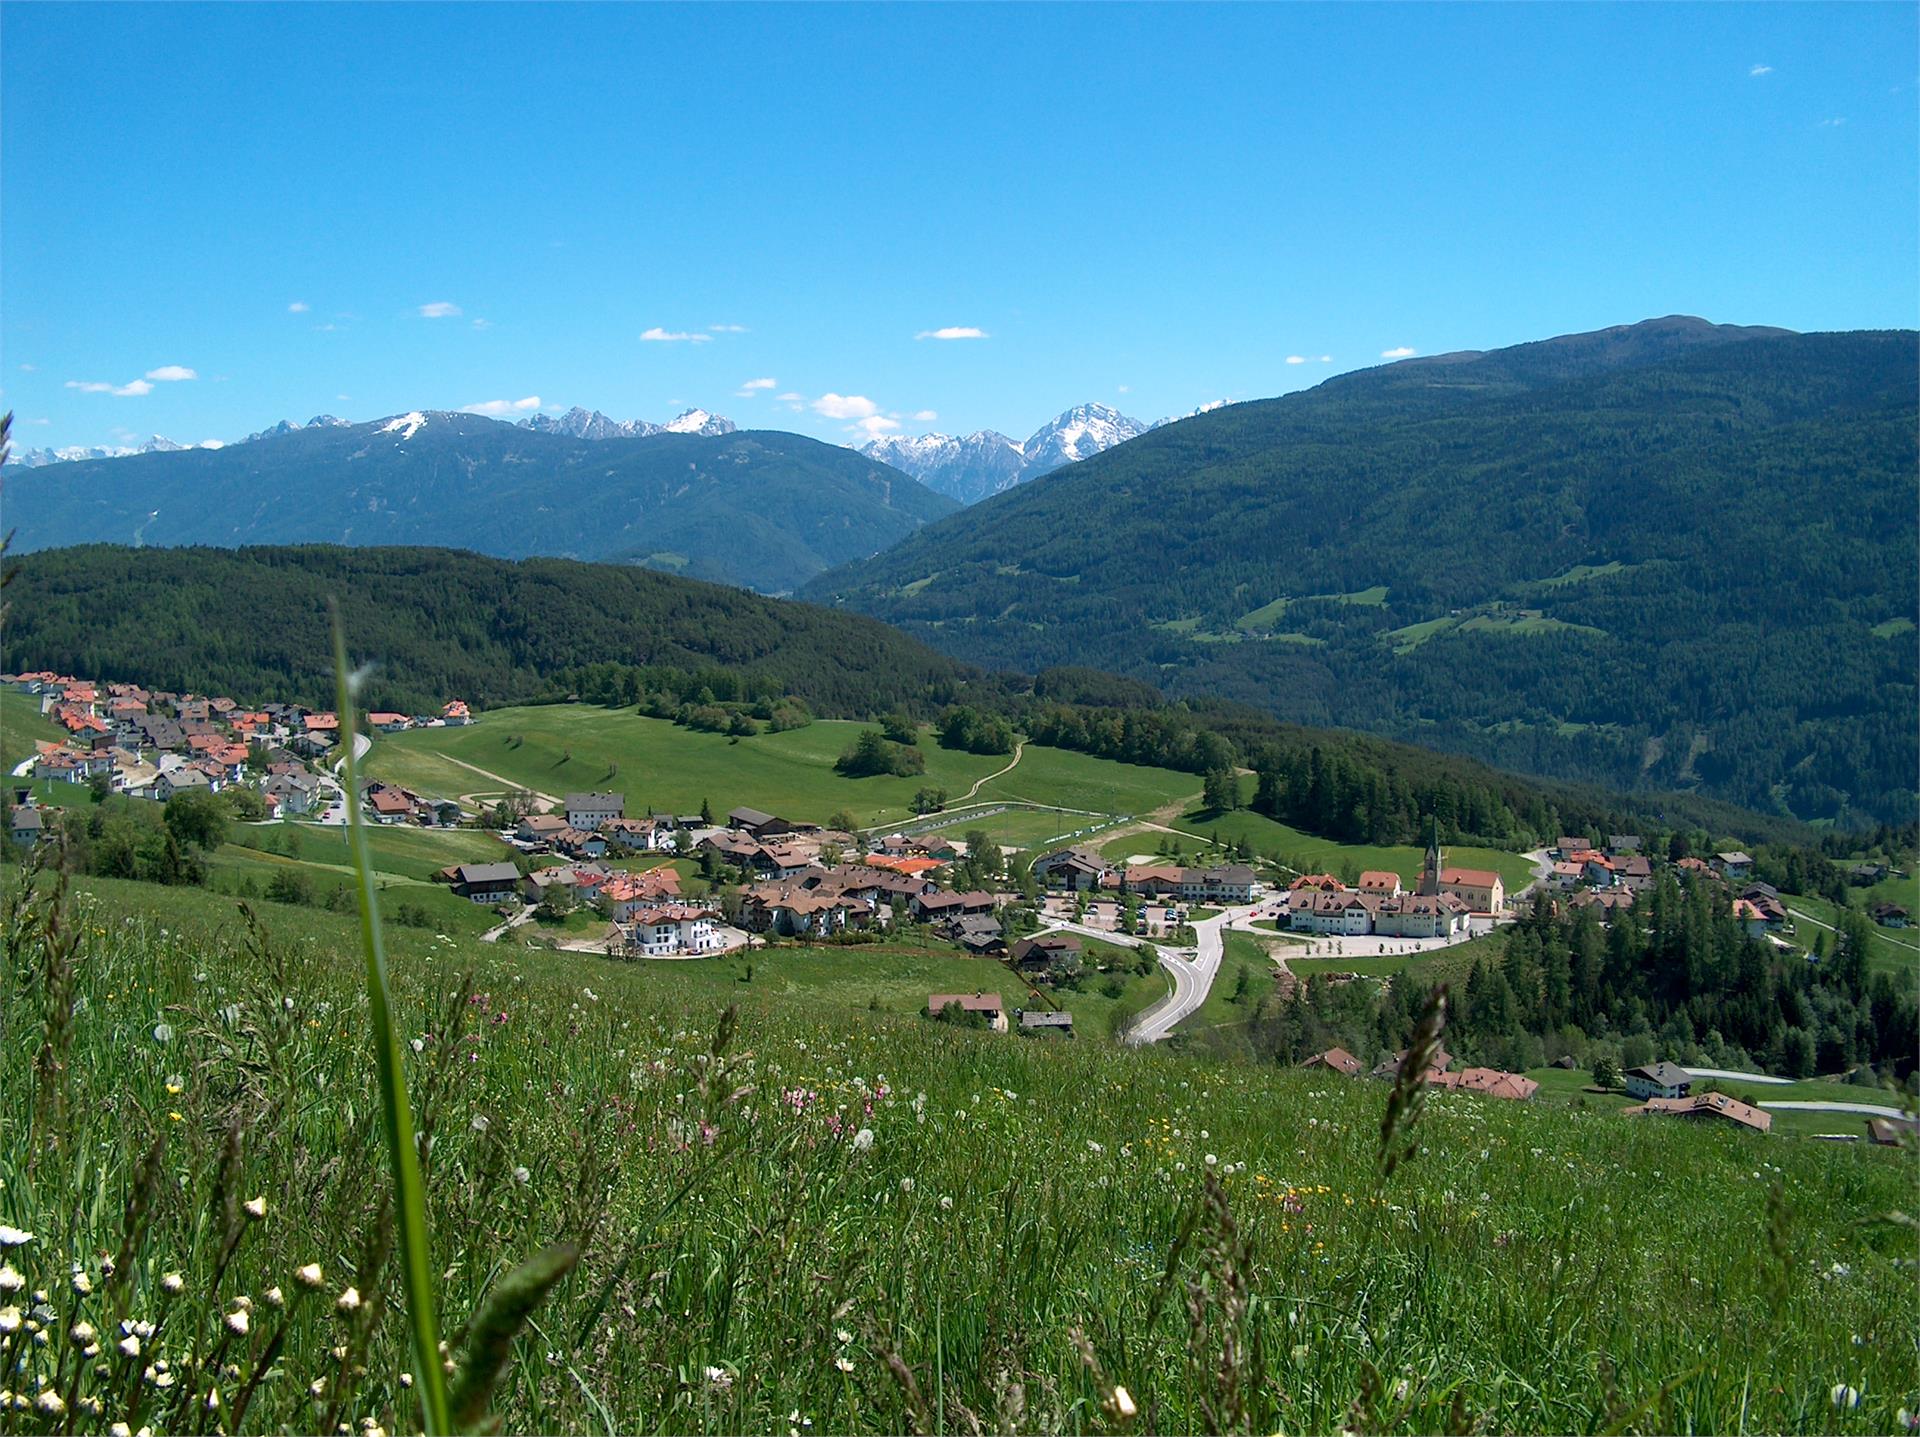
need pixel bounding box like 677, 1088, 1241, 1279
3, 866, 1913, 1436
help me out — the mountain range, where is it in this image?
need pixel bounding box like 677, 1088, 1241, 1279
861, 400, 1226, 504
807, 318, 1920, 827
3, 410, 954, 593
519, 405, 737, 439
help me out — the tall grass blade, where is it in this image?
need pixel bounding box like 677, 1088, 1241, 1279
331, 605, 454, 1435
450, 1242, 581, 1431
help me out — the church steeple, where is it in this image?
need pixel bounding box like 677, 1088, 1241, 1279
1419, 815, 1445, 896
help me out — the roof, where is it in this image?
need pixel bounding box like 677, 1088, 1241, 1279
728, 806, 778, 828
453, 862, 521, 886
1014, 934, 1081, 959
566, 791, 624, 808
1435, 1067, 1540, 1100
1625, 1061, 1693, 1088
1438, 867, 1502, 888
928, 992, 1004, 1015
366, 712, 409, 726
1716, 851, 1753, 865
1299, 1047, 1363, 1076
1357, 871, 1401, 892
11, 808, 45, 830
1626, 1092, 1771, 1133
866, 855, 943, 876
1020, 1010, 1074, 1028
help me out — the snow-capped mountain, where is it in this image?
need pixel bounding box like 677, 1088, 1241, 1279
863, 403, 1161, 504
859, 430, 1026, 505
1016, 403, 1154, 481
518, 406, 736, 440
12, 435, 199, 468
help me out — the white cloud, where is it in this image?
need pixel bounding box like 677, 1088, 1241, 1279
471, 318, 493, 331
418, 301, 463, 319
1117, 384, 1130, 394
915, 326, 988, 341
145, 365, 197, 382
460, 395, 542, 416
1318, 354, 1333, 363
1285, 355, 1307, 365
734, 377, 778, 397
25, 416, 50, 425
853, 415, 901, 438
1819, 116, 1847, 127
708, 323, 748, 333
1749, 63, 1773, 77
641, 327, 711, 343
197, 439, 225, 450
66, 378, 154, 396
912, 409, 938, 422
288, 301, 310, 313
1381, 346, 1417, 359
775, 392, 802, 402
18, 363, 37, 372
811, 392, 880, 420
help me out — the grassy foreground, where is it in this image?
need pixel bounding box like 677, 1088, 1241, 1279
2, 871, 1915, 1435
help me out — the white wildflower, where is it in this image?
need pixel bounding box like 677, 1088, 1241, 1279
1110, 1384, 1137, 1419
704, 1365, 733, 1391
70, 1321, 97, 1347
336, 1287, 362, 1314
36, 1389, 65, 1416
513, 1166, 531, 1184
119, 1333, 141, 1359
1831, 1384, 1861, 1410
898, 1178, 914, 1193
265, 1286, 285, 1309
225, 1308, 249, 1335
850, 1128, 874, 1153
71, 1270, 94, 1295
0, 1306, 21, 1334
939, 1196, 953, 1211
0, 1227, 33, 1248
243, 1196, 267, 1220
0, 1265, 20, 1293
834, 1356, 855, 1373
161, 1272, 184, 1294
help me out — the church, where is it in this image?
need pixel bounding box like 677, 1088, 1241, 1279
1416, 821, 1507, 915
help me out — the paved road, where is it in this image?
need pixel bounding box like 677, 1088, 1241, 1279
1682, 1066, 1791, 1086
1122, 901, 1264, 1045
1760, 1099, 1911, 1120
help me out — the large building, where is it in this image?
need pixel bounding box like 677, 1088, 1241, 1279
1415, 822, 1505, 914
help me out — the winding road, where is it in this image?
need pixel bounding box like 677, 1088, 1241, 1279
1036, 900, 1265, 1046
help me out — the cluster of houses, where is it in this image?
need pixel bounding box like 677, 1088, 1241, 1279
1031, 845, 1261, 904
1279, 834, 1506, 939
1298, 1044, 1541, 1101
5, 670, 480, 839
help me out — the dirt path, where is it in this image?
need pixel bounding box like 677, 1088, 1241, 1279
957, 741, 1025, 803
431, 752, 561, 809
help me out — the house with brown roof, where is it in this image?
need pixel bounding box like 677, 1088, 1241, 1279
1011, 933, 1082, 981
1371, 1046, 1455, 1082
1032, 845, 1112, 891
1123, 864, 1185, 896
1624, 1091, 1772, 1134
1357, 870, 1403, 897
927, 992, 1008, 1033
1437, 866, 1504, 914
1434, 1067, 1539, 1101
1299, 1047, 1364, 1077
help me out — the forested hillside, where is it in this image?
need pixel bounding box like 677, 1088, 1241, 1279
806, 320, 1919, 826
0, 545, 987, 717
2, 412, 956, 592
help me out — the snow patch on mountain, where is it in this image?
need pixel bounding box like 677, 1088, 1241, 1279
377, 412, 428, 441
859, 430, 1025, 504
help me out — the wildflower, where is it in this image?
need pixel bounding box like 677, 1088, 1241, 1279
243, 1196, 268, 1220
1831, 1384, 1862, 1410
225, 1308, 250, 1336
410, 1038, 425, 1054
119, 1333, 141, 1359
471, 1115, 490, 1134
168, 1112, 183, 1123
152, 1023, 172, 1044
36, 1389, 66, 1416
850, 1128, 874, 1152
513, 1165, 531, 1184
336, 1286, 362, 1314
836, 1327, 853, 1344
1087, 1140, 1104, 1154
0, 1265, 20, 1293
899, 1178, 914, 1194
146, 1365, 176, 1388
71, 1321, 98, 1347
400, 1373, 413, 1388
72, 1269, 95, 1295
161, 1272, 185, 1294
265, 1286, 285, 1309
834, 1356, 855, 1373
2, 1304, 26, 1334
939, 1196, 953, 1211
309, 1379, 328, 1398
704, 1365, 733, 1392
1107, 1384, 1138, 1420
295, 1263, 324, 1289
1205, 1153, 1218, 1167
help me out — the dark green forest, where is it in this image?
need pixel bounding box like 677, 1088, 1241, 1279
0, 544, 1836, 850
807, 322, 1918, 827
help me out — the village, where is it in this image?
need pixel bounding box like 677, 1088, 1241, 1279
6, 665, 1912, 1144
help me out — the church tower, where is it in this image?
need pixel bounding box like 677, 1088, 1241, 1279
1418, 815, 1445, 896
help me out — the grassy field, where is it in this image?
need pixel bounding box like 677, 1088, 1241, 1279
1785, 892, 1918, 976
366, 708, 1201, 835
1283, 931, 1507, 987
3, 866, 1915, 1435
0, 685, 66, 772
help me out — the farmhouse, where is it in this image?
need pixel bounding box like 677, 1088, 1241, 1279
1298, 1047, 1364, 1076
1623, 1062, 1694, 1100
1011, 933, 1082, 981
927, 992, 1008, 1033
565, 792, 626, 830
1032, 845, 1112, 891
451, 862, 522, 904
1625, 1092, 1772, 1135
1019, 1009, 1075, 1037
9, 806, 46, 847
1713, 851, 1754, 881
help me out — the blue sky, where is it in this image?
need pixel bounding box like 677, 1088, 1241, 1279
4, 2, 1915, 452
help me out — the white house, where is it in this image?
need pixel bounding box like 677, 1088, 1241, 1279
621, 904, 723, 957
1623, 1061, 1694, 1101
565, 792, 626, 830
